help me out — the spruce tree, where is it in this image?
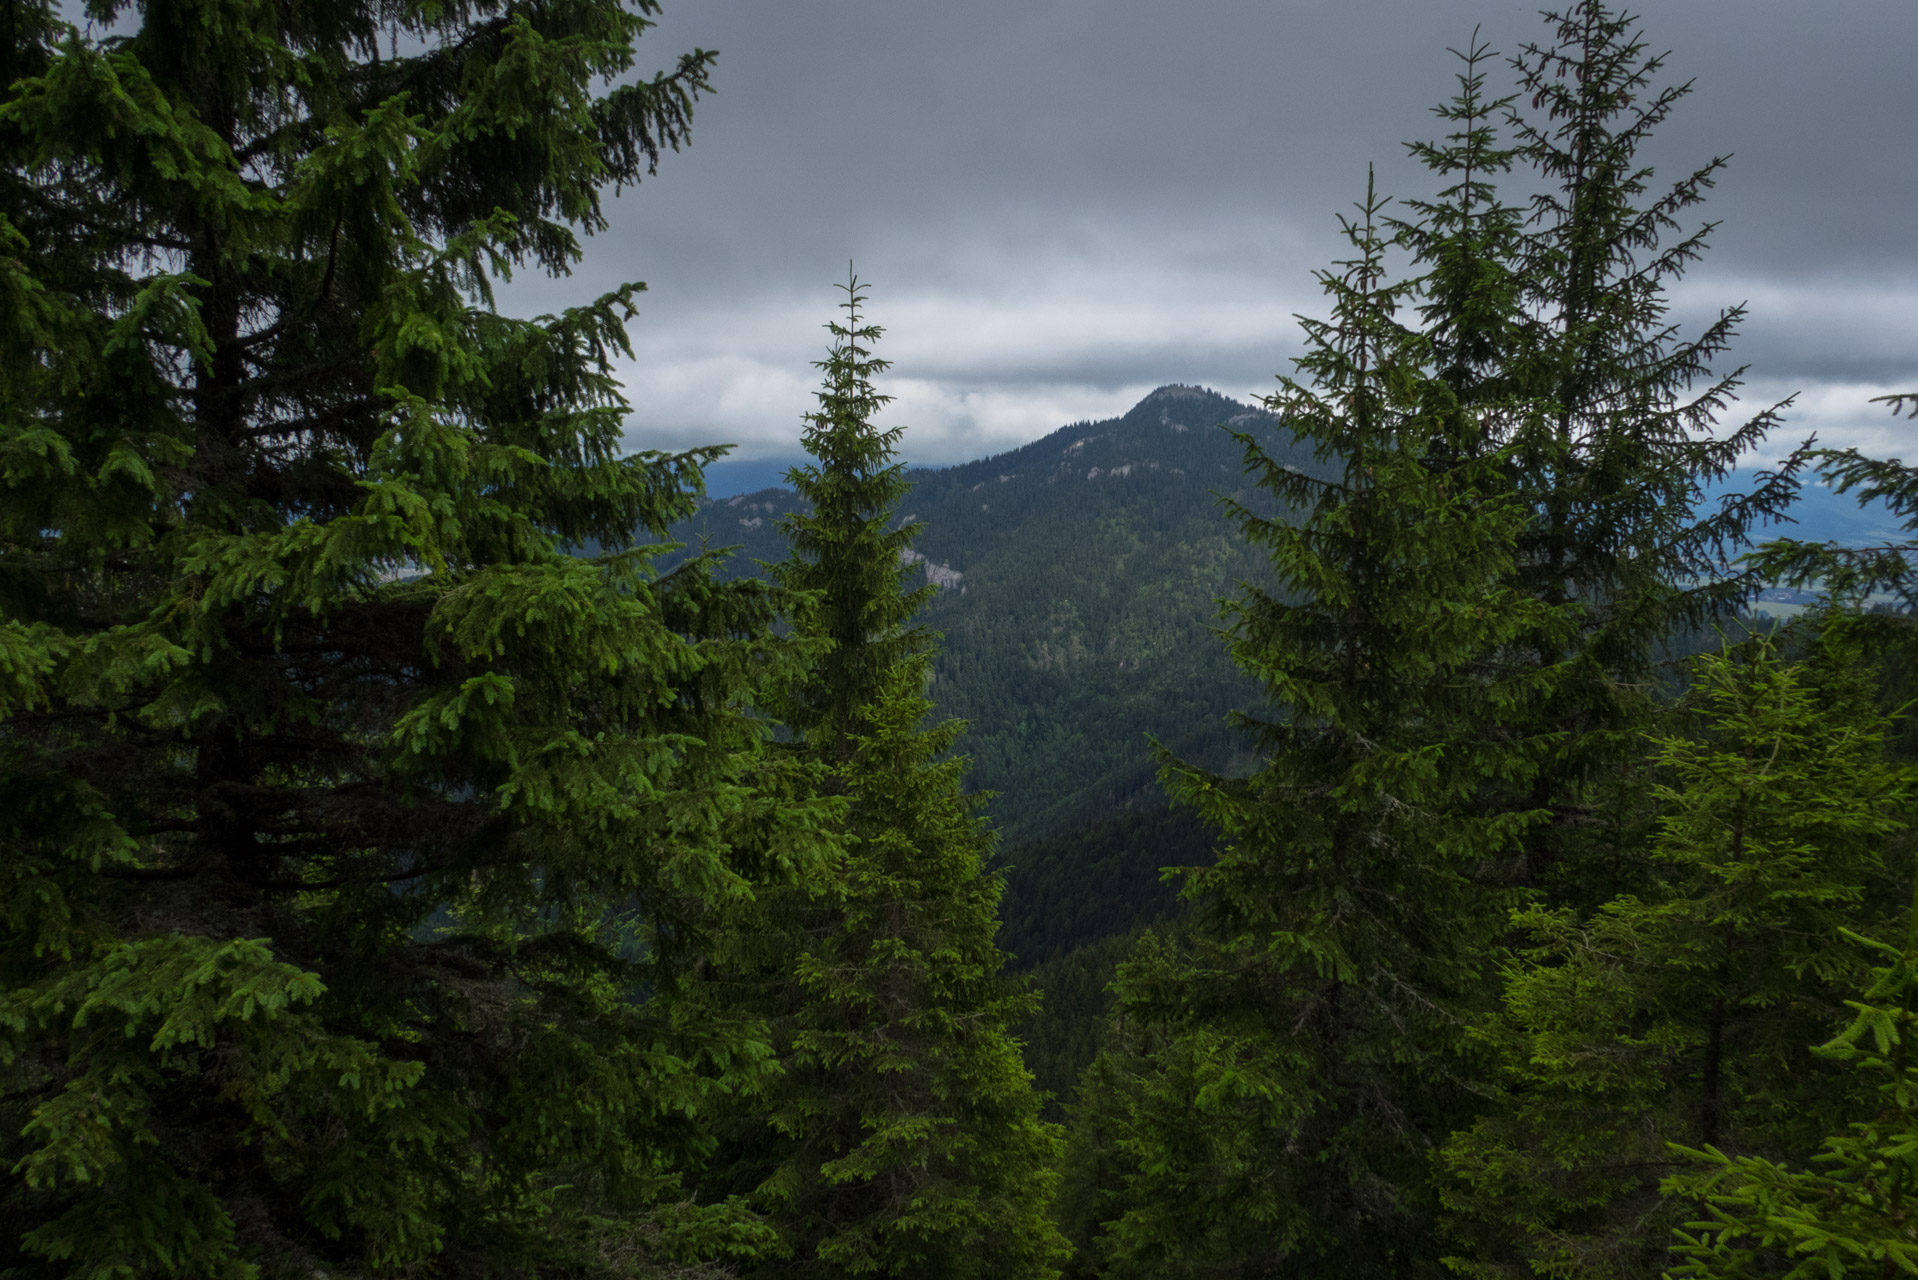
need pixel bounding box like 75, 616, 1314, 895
1501, 0, 1802, 662
1438, 632, 1913, 1280
735, 277, 1067, 1280
1064, 9, 1810, 1275
1415, 2, 1804, 909
0, 1, 834, 1275
1392, 30, 1529, 418
1415, 12, 1890, 1270
1388, 2, 1810, 917
1063, 179, 1574, 1280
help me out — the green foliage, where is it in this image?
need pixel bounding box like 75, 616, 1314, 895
1438, 632, 1913, 1280
1667, 881, 1918, 1280
1750, 389, 1918, 611
7, 0, 1884, 1275
721, 280, 1067, 1280
1015, 926, 1147, 1120
773, 276, 932, 752
769, 669, 1066, 1280
0, 0, 837, 1274
997, 805, 1211, 972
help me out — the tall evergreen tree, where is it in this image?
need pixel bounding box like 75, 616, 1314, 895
1501, 0, 1801, 661
1438, 632, 1913, 1280
1392, 30, 1529, 417
1414, 12, 1886, 1270
1478, 0, 1814, 905
1064, 8, 1810, 1276
725, 277, 1066, 1280
1060, 178, 1574, 1280
1416, 2, 1803, 909
0, 0, 835, 1275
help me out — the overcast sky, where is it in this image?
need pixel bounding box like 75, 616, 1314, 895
510, 0, 1918, 470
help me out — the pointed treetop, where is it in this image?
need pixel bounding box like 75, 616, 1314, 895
777, 272, 932, 747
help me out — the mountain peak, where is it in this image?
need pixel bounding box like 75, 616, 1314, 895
1139, 383, 1226, 405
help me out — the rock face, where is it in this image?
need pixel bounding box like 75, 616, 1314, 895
900, 548, 963, 590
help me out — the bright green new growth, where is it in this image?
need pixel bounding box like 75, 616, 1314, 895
0, 0, 837, 1273
736, 278, 1067, 1280
1669, 872, 1918, 1280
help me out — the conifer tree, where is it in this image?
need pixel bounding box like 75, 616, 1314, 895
1438, 632, 1913, 1280
1501, 1, 1802, 661
1392, 31, 1529, 417
1064, 9, 1810, 1275
1063, 179, 1574, 1280
1482, 0, 1812, 894
734, 277, 1066, 1280
0, 1, 835, 1274
1408, 3, 1803, 908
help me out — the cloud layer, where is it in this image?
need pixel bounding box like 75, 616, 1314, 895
506, 0, 1918, 467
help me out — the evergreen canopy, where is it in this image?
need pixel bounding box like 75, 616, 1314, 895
0, 0, 833, 1274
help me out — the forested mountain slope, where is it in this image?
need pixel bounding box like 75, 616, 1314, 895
667, 384, 1879, 1114
668, 384, 1320, 963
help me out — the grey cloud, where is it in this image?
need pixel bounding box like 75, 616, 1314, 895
1667, 272, 1918, 406
516, 0, 1918, 464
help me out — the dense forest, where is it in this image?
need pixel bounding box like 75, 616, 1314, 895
4, 0, 1917, 1277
